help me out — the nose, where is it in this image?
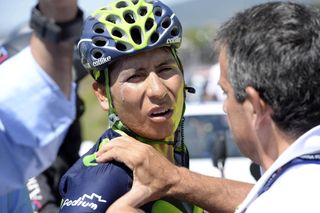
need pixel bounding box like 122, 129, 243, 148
146, 72, 168, 100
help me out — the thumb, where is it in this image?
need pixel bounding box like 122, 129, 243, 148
106, 185, 150, 213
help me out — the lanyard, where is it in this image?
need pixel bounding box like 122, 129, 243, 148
257, 153, 320, 196
238, 153, 320, 213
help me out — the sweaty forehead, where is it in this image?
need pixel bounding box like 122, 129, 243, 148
110, 47, 175, 71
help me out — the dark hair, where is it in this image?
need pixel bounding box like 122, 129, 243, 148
215, 2, 320, 137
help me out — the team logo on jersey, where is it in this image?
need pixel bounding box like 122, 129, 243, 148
0, 46, 8, 64
61, 193, 107, 210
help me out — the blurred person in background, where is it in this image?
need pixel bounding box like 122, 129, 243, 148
204, 63, 225, 102
2, 13, 89, 213
0, 0, 83, 212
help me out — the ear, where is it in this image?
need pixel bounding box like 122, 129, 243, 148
245, 86, 271, 129
92, 81, 109, 112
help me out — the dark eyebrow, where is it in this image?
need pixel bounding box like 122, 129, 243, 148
156, 58, 177, 68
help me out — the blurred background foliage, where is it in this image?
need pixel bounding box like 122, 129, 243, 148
78, 77, 106, 142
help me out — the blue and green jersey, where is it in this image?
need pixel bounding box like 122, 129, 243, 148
59, 128, 202, 212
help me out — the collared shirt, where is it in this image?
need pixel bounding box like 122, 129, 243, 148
236, 125, 320, 213
0, 46, 76, 196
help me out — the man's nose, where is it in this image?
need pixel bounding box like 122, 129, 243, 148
146, 73, 167, 100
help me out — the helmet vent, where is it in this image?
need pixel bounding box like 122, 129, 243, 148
116, 42, 127, 51
124, 11, 135, 24
139, 6, 148, 16
94, 28, 104, 34
130, 27, 142, 44
112, 29, 123, 38
93, 37, 107, 47
82, 58, 88, 65
93, 24, 105, 34
153, 7, 162, 17
116, 1, 129, 8
150, 32, 159, 44
145, 18, 154, 31
131, 0, 139, 5
161, 17, 171, 29
171, 26, 179, 36
106, 15, 120, 24
92, 50, 103, 59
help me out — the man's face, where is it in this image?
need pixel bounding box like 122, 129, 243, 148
218, 48, 258, 161
109, 47, 184, 140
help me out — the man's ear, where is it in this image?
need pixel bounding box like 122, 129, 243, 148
92, 81, 109, 112
245, 86, 271, 129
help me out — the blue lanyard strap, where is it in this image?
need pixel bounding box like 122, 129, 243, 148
258, 153, 320, 196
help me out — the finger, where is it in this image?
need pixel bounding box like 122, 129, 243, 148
96, 147, 136, 170
106, 205, 145, 213
106, 187, 149, 213
96, 136, 150, 168
96, 137, 131, 161
96, 136, 137, 156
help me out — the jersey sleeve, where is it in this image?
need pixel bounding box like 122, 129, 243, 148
59, 159, 132, 213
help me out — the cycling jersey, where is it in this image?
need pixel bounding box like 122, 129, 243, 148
59, 128, 203, 213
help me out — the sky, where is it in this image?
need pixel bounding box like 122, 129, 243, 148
0, 0, 317, 41
0, 0, 184, 40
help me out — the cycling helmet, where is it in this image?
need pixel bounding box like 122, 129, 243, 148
78, 0, 183, 83
78, 0, 190, 148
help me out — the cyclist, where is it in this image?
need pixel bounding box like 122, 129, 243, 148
58, 0, 201, 212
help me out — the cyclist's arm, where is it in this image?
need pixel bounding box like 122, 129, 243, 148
59, 159, 132, 212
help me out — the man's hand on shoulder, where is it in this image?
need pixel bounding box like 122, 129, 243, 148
96, 136, 182, 206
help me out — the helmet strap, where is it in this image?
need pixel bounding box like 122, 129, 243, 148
103, 49, 188, 161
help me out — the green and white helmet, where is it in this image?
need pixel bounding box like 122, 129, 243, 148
78, 0, 183, 83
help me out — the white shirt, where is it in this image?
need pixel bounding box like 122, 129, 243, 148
0, 47, 76, 195
236, 125, 320, 213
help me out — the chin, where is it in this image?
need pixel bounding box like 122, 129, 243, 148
132, 122, 174, 140
140, 128, 173, 140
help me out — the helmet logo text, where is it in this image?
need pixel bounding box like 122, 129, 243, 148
92, 56, 111, 67
167, 36, 181, 44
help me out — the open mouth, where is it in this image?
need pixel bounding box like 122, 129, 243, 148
150, 109, 172, 117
